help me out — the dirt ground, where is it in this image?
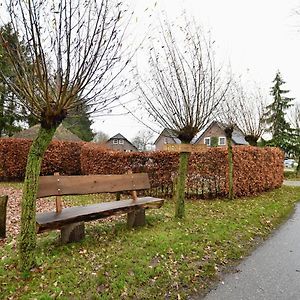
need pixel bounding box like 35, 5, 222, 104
0, 186, 56, 246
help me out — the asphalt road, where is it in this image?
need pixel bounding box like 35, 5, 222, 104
283, 180, 300, 187
203, 184, 300, 300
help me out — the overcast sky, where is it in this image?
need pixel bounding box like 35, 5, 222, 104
92, 0, 300, 141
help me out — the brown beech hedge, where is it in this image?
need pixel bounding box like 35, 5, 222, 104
0, 138, 283, 198
0, 138, 84, 180
81, 144, 284, 198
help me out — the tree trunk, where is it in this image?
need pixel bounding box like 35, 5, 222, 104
19, 125, 58, 272
227, 136, 234, 200
175, 151, 190, 218
225, 126, 234, 200
0, 195, 8, 238
245, 135, 259, 146
297, 156, 300, 176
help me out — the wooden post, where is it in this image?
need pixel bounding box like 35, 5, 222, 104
54, 172, 62, 213
116, 192, 121, 201
127, 170, 137, 202
0, 195, 8, 238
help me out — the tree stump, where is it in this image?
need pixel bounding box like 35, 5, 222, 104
127, 208, 146, 228
61, 222, 85, 244
0, 195, 8, 238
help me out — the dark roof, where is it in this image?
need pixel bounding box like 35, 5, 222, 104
195, 121, 248, 145
154, 128, 181, 145
109, 133, 127, 140
13, 124, 82, 142
107, 133, 138, 150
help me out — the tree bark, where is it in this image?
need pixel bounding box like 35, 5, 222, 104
245, 135, 258, 146
175, 151, 190, 218
227, 136, 234, 200
225, 126, 234, 200
19, 125, 58, 272
0, 195, 8, 238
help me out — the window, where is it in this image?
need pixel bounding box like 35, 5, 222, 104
119, 139, 124, 145
204, 137, 211, 146
113, 139, 118, 144
219, 137, 226, 146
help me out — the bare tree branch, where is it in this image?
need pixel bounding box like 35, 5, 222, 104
137, 17, 230, 143
0, 0, 131, 128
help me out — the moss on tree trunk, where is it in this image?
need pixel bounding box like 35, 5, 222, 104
175, 151, 190, 219
224, 126, 234, 200
227, 136, 234, 200
19, 125, 58, 272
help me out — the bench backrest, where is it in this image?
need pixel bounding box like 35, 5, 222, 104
37, 173, 151, 198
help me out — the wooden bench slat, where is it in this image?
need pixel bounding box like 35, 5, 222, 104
36, 197, 163, 233
37, 173, 151, 198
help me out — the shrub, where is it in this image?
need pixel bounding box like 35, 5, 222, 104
81, 144, 284, 199
0, 138, 84, 180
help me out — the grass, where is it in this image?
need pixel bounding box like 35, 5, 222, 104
284, 170, 300, 180
1, 185, 300, 299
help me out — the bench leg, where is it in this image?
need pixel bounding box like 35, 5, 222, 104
127, 208, 146, 228
61, 222, 85, 244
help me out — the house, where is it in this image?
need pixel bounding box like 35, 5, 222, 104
13, 124, 82, 142
195, 121, 248, 146
154, 128, 181, 150
106, 133, 138, 152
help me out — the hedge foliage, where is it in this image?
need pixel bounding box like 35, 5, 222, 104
81, 144, 284, 198
0, 138, 283, 198
0, 138, 83, 180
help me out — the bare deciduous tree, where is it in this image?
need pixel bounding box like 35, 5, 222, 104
0, 0, 129, 271
230, 82, 266, 146
131, 130, 154, 151
217, 80, 267, 199
138, 18, 230, 218
93, 130, 110, 144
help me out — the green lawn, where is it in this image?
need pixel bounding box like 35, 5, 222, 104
1, 185, 300, 299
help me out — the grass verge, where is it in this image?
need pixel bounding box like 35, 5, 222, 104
1, 185, 300, 299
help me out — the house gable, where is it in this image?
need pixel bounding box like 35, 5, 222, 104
106, 133, 138, 152
195, 121, 248, 146
154, 128, 181, 151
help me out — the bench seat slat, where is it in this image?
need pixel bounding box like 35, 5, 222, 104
36, 197, 163, 233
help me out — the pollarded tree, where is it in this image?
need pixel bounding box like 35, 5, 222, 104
0, 0, 129, 271
217, 80, 267, 199
231, 82, 266, 146
263, 71, 294, 151
138, 18, 230, 218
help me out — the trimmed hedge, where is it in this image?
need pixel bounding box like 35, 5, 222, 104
0, 138, 283, 198
81, 144, 284, 198
0, 138, 84, 180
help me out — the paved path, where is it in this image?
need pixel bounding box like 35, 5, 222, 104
203, 184, 300, 300
284, 180, 300, 187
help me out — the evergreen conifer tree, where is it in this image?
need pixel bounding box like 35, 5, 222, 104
263, 71, 294, 151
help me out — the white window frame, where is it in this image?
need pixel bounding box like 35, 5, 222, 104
113, 139, 118, 144
218, 136, 226, 146
118, 139, 124, 145
204, 137, 211, 146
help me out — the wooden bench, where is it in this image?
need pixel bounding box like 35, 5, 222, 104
36, 172, 164, 243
